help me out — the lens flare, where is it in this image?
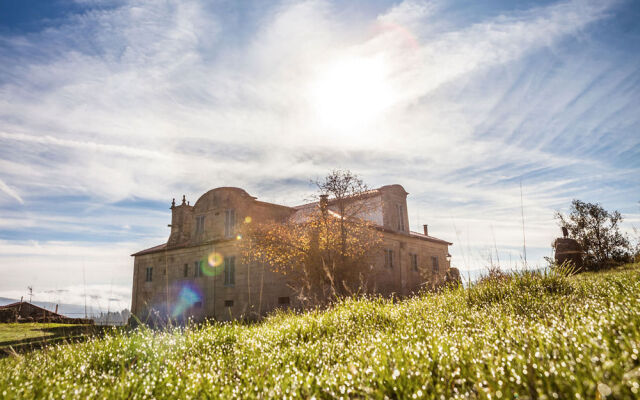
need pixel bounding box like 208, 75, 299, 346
244, 216, 252, 224
171, 284, 202, 318
203, 252, 224, 277
236, 234, 242, 240
208, 252, 223, 267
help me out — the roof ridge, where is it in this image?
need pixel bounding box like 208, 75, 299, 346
293, 187, 382, 209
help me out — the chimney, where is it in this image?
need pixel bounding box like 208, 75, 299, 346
319, 194, 329, 214
423, 224, 429, 236
55, 304, 58, 314
562, 226, 568, 238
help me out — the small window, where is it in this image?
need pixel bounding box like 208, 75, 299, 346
183, 263, 188, 277
194, 301, 203, 308
224, 256, 235, 286
224, 209, 236, 237
224, 300, 234, 307
194, 261, 203, 278
431, 256, 439, 274
195, 216, 205, 234
384, 249, 394, 268
410, 253, 418, 271
145, 267, 153, 282
396, 204, 405, 232
278, 296, 290, 305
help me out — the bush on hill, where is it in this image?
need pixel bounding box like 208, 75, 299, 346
555, 200, 632, 270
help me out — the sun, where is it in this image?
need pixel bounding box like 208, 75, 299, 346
309, 55, 393, 133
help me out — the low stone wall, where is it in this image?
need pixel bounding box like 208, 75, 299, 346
554, 238, 583, 268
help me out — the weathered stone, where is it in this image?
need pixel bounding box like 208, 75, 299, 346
553, 238, 583, 268
131, 185, 455, 321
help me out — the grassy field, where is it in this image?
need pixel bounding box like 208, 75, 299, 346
0, 323, 82, 344
1, 264, 639, 399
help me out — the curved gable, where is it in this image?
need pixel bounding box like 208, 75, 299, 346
192, 187, 256, 213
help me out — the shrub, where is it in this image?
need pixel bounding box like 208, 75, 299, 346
466, 265, 576, 315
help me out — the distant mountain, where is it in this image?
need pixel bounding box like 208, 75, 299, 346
0, 297, 99, 318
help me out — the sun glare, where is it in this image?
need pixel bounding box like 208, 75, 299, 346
310, 55, 393, 133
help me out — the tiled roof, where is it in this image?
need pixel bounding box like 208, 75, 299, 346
130, 243, 167, 256
131, 184, 452, 257
408, 231, 453, 245
292, 188, 381, 210
0, 301, 65, 317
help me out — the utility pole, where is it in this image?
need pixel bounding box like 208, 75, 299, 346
520, 181, 527, 267
83, 263, 87, 319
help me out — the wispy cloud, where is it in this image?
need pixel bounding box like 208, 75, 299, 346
0, 239, 138, 307
0, 0, 638, 305
0, 177, 23, 204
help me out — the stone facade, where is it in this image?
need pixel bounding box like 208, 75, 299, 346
131, 185, 453, 321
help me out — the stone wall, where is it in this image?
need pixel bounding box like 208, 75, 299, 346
372, 232, 451, 296
132, 185, 452, 322
132, 242, 292, 322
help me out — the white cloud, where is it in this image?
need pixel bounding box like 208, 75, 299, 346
0, 177, 23, 204
0, 0, 637, 289
0, 240, 146, 308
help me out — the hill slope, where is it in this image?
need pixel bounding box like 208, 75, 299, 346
1, 264, 639, 399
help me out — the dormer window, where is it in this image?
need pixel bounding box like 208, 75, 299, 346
225, 209, 236, 237
195, 215, 205, 234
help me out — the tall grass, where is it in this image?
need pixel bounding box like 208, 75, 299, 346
1, 264, 639, 399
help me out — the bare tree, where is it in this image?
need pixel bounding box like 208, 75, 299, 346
555, 199, 631, 270
241, 170, 382, 306
314, 169, 378, 276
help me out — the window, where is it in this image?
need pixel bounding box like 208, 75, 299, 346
183, 263, 188, 277
384, 249, 394, 269
396, 204, 405, 232
431, 256, 439, 274
278, 296, 290, 305
224, 209, 236, 237
410, 253, 418, 271
194, 301, 203, 308
224, 256, 235, 286
224, 300, 234, 307
145, 267, 153, 282
195, 215, 205, 234
194, 261, 203, 278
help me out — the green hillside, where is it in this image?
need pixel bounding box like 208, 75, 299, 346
1, 264, 639, 399
0, 323, 82, 344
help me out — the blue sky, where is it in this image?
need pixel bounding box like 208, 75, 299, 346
0, 0, 638, 309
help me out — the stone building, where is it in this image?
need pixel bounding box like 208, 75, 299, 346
131, 185, 453, 321
0, 301, 92, 324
